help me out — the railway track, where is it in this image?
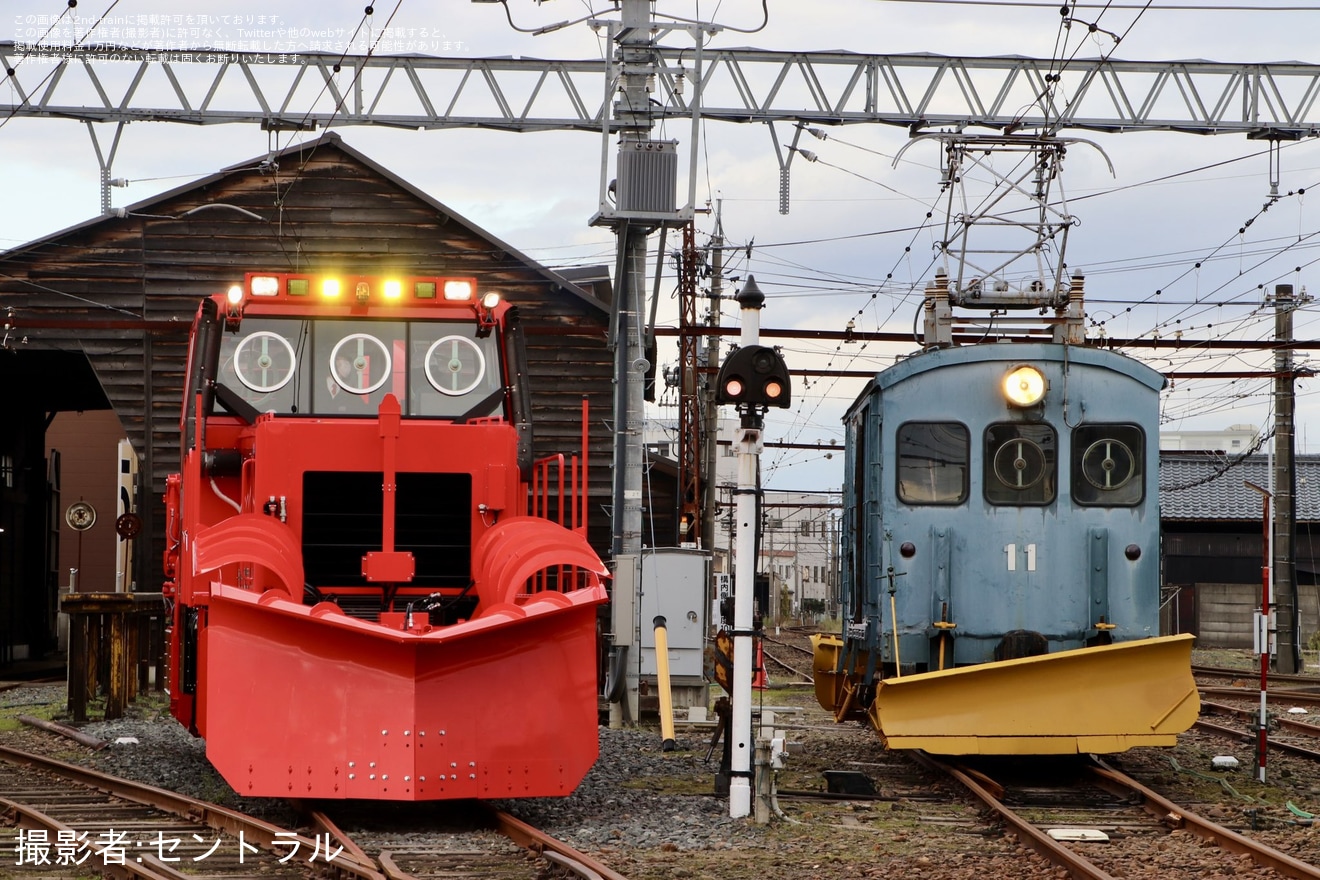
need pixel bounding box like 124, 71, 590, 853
0, 743, 382, 878
919, 752, 1320, 879
0, 744, 626, 880
1193, 666, 1320, 689
306, 803, 627, 880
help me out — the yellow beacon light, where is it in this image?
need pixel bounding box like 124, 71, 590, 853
321, 279, 341, 299
383, 279, 403, 300
1003, 364, 1047, 407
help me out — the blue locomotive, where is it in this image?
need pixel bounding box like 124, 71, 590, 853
813, 274, 1199, 755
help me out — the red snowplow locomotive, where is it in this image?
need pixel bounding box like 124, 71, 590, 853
164, 272, 608, 801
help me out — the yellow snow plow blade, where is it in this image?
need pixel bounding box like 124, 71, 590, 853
814, 633, 1199, 755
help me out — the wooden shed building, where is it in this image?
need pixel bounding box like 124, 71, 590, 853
1161, 452, 1320, 650
0, 132, 616, 666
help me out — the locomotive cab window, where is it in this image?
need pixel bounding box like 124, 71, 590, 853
896, 422, 969, 505
984, 423, 1056, 506
215, 318, 506, 419
1071, 424, 1144, 506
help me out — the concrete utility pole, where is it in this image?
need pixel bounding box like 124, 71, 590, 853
1273, 283, 1299, 673
598, 0, 697, 725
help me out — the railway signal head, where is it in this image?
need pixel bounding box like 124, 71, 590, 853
716, 344, 792, 410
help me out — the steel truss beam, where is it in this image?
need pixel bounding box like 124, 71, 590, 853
3, 43, 1320, 136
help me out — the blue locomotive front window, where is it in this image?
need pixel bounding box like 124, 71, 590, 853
1072, 424, 1144, 506
985, 423, 1056, 506
897, 422, 968, 505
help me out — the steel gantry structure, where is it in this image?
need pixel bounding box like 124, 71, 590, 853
5, 43, 1320, 136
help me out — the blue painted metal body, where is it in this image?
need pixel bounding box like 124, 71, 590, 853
839, 342, 1165, 672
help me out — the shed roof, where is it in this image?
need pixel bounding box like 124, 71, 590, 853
1159, 453, 1320, 521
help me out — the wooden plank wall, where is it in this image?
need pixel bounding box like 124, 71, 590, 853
0, 135, 616, 589
1190, 582, 1320, 649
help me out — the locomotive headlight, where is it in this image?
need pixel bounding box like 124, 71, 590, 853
225, 285, 245, 307
383, 279, 403, 300
444, 280, 474, 301
248, 275, 279, 297
1003, 364, 1047, 407
321, 279, 342, 299
481, 291, 501, 309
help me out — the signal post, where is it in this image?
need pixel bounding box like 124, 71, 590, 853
715, 276, 791, 818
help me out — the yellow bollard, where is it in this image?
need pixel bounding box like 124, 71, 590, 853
653, 615, 677, 751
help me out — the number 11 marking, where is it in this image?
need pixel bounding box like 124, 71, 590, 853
1005, 543, 1038, 572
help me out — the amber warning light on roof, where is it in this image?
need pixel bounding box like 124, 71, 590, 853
243, 273, 480, 305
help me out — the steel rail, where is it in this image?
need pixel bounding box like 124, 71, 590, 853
0, 744, 385, 879
485, 805, 630, 880
1090, 759, 1320, 878
305, 808, 376, 870
1194, 665, 1320, 687
0, 796, 191, 880
1201, 686, 1320, 707
1193, 712, 1320, 759
1202, 699, 1320, 737
913, 752, 1117, 880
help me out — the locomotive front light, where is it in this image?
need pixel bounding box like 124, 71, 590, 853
444, 280, 474, 301
225, 285, 245, 307
355, 281, 371, 303
481, 291, 501, 309
321, 278, 342, 299
1003, 364, 1047, 407
383, 279, 403, 300
248, 275, 279, 297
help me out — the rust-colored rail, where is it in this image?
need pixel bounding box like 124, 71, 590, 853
1193, 665, 1320, 688
1090, 758, 1320, 878
487, 805, 629, 880
913, 752, 1117, 880
919, 751, 1320, 880
1201, 686, 1320, 708
0, 744, 384, 879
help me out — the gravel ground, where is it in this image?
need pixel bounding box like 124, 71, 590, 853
4, 642, 1320, 879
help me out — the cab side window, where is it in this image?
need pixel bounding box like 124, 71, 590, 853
897, 422, 969, 505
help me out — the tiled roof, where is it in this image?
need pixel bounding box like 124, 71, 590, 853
1159, 453, 1320, 521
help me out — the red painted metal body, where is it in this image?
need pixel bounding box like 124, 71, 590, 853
163, 273, 608, 801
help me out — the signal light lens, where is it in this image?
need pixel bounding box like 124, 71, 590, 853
414, 281, 436, 299
1003, 365, 1046, 407
383, 280, 403, 299
249, 275, 279, 297
444, 280, 474, 301
287, 278, 309, 296
724, 378, 745, 398
355, 281, 371, 303
763, 380, 784, 400
321, 279, 341, 299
